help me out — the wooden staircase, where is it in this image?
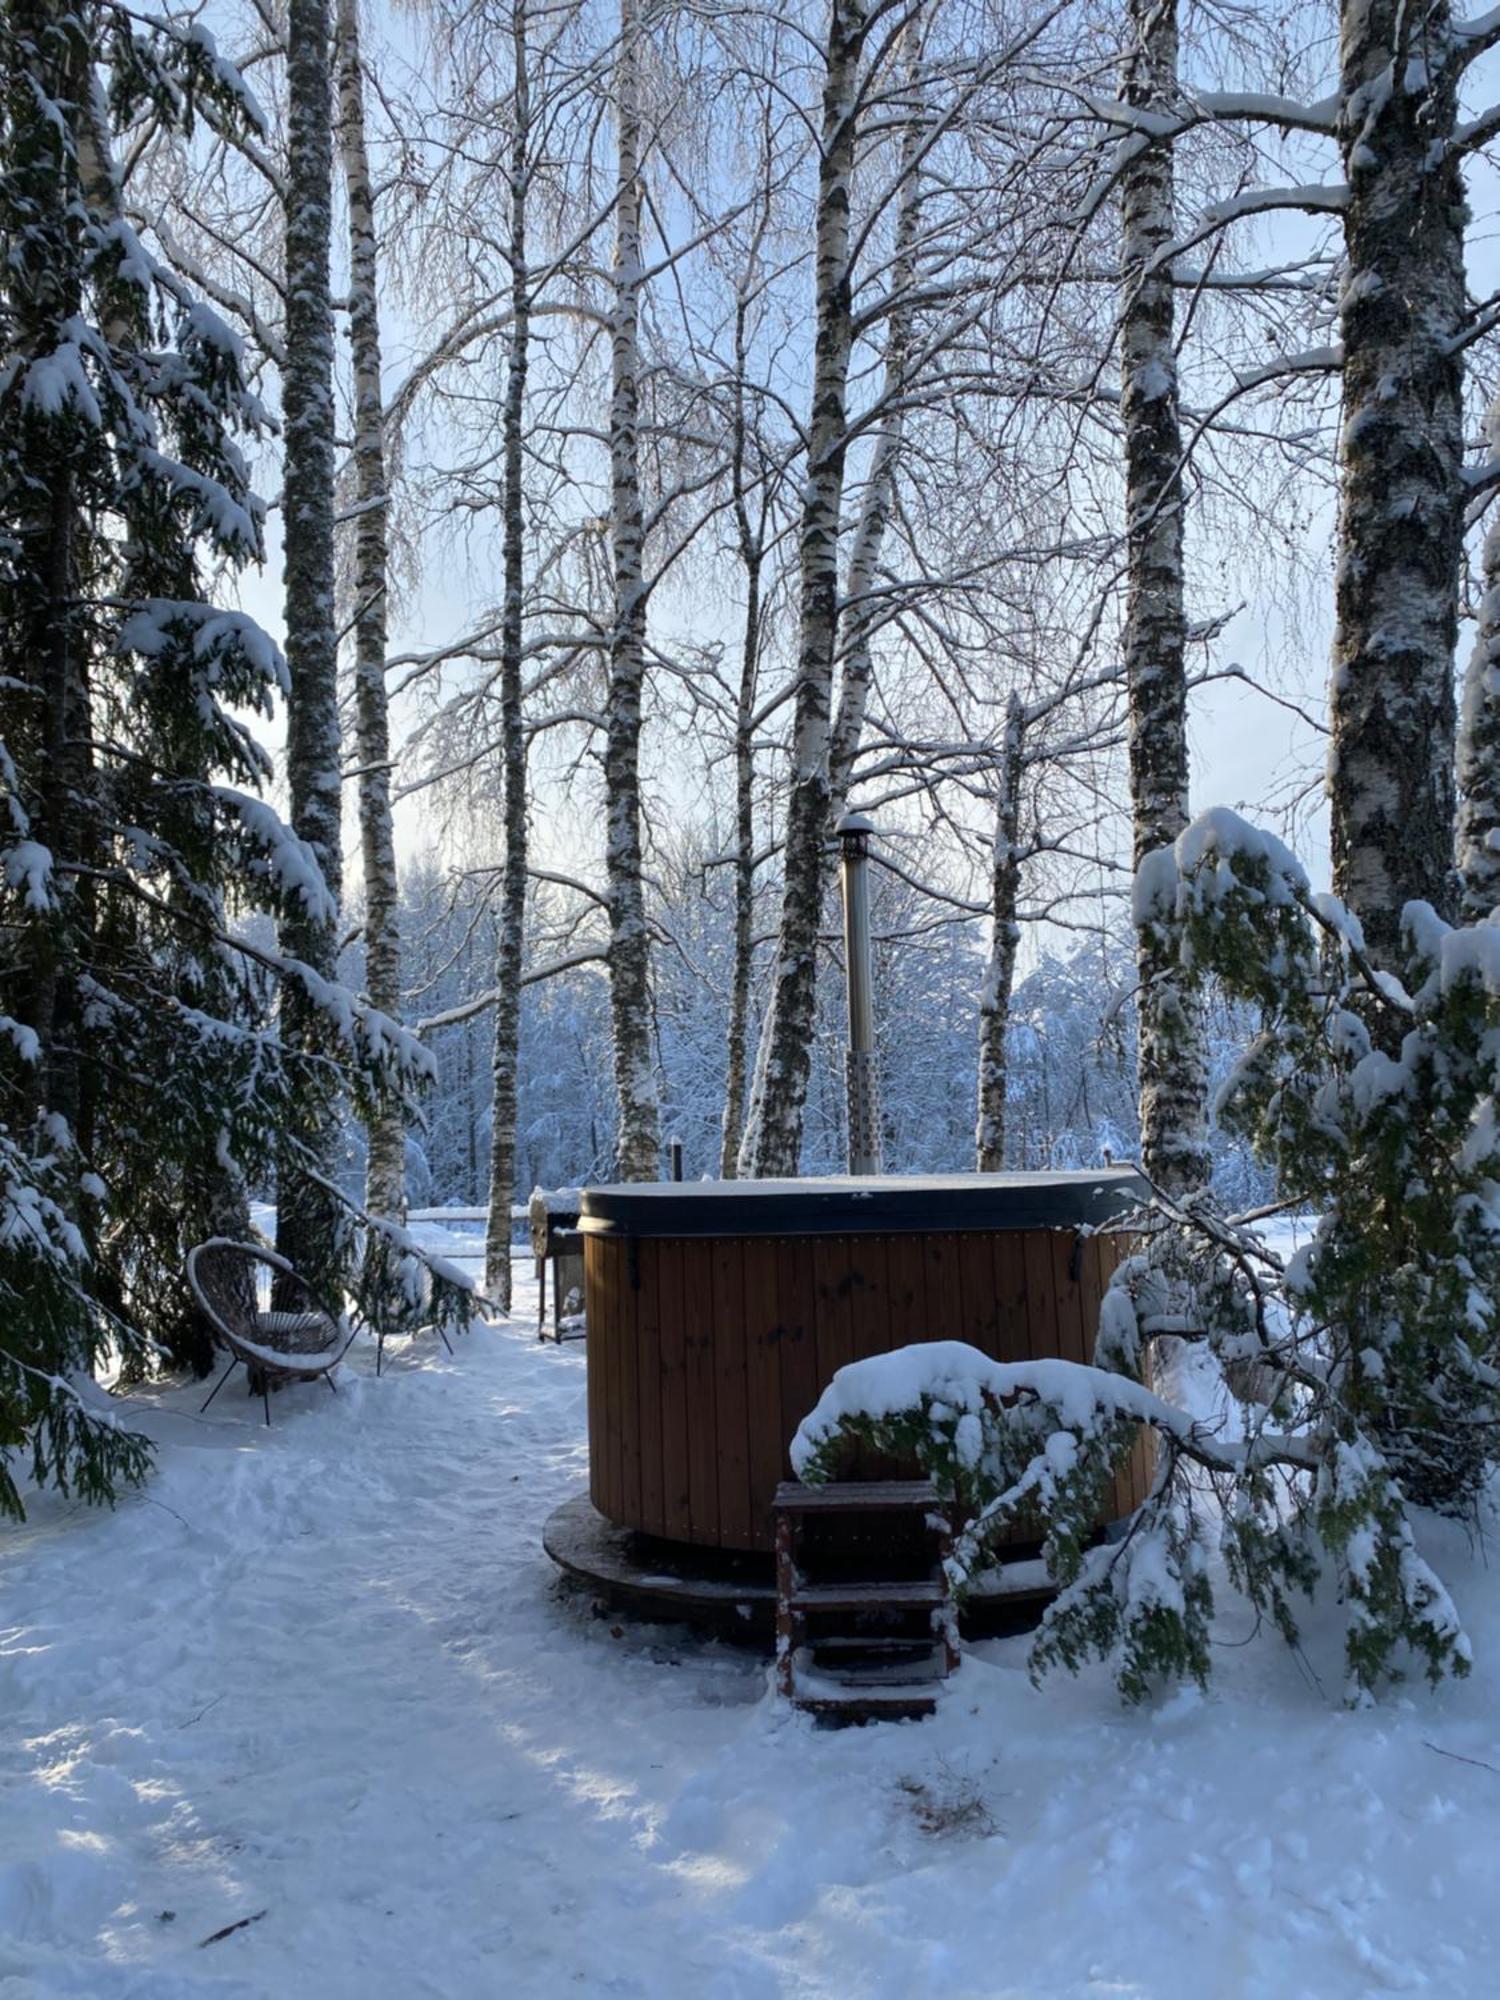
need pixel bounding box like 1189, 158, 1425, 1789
774, 1479, 958, 1722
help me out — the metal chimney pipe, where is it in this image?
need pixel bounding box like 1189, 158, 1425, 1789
836, 812, 883, 1176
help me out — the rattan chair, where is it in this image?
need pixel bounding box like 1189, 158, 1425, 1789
188, 1237, 359, 1424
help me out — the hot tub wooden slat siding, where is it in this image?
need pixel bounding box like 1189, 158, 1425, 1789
776, 1235, 820, 1503
711, 1237, 753, 1547
885, 1232, 925, 1351
994, 1230, 1030, 1361
634, 1239, 664, 1536
587, 1224, 613, 1518
682, 1241, 718, 1543
657, 1240, 692, 1540
810, 1237, 850, 1386
582, 1172, 1152, 1555
1052, 1231, 1086, 1368
742, 1239, 783, 1535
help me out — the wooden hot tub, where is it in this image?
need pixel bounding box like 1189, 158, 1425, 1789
579, 1171, 1150, 1557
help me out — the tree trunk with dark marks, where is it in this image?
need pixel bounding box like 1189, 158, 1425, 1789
336, 0, 404, 1246
1120, 0, 1208, 1193
827, 28, 922, 826
277, 0, 346, 1293
739, 0, 866, 1179
719, 290, 763, 1179
1329, 0, 1464, 966
484, 0, 531, 1302
976, 696, 1024, 1172
604, 0, 661, 1182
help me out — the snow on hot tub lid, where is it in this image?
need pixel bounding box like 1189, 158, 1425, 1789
577, 1169, 1149, 1238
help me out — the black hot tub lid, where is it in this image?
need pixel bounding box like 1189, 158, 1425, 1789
577, 1169, 1148, 1239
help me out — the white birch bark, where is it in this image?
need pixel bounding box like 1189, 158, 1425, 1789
335, 0, 404, 1237
740, 0, 866, 1179
1120, 0, 1208, 1193
1457, 402, 1500, 922
1329, 0, 1465, 964
483, 0, 531, 1301
719, 278, 763, 1180
827, 32, 922, 824
277, 0, 346, 1287
604, 0, 661, 1182
975, 695, 1024, 1172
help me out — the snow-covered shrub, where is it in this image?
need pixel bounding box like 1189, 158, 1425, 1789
797, 807, 1499, 1703
792, 1343, 1216, 1702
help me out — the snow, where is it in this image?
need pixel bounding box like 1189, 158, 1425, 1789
8, 1219, 1500, 1996
790, 1341, 1183, 1470
213, 788, 336, 921
22, 338, 103, 427
1175, 806, 1308, 900
4, 839, 54, 912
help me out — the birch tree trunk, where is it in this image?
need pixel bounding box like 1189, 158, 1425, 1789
827, 33, 922, 824
976, 696, 1024, 1172
604, 0, 661, 1182
1120, 0, 1208, 1193
277, 0, 346, 1289
335, 0, 404, 1242
719, 285, 762, 1179
483, 0, 531, 1301
1330, 0, 1465, 964
1457, 403, 1500, 922
740, 0, 866, 1179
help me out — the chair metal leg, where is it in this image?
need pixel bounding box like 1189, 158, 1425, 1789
376, 1332, 385, 1377
200, 1359, 237, 1414
324, 1371, 338, 1394
262, 1382, 272, 1426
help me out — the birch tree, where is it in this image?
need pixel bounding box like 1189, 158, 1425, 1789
483, 0, 532, 1300
1118, 0, 1207, 1192
602, 0, 661, 1181
739, 0, 872, 1178
277, 0, 346, 1291
825, 24, 924, 828
336, 0, 405, 1244
1328, 0, 1469, 965
975, 694, 1025, 1171
718, 257, 776, 1177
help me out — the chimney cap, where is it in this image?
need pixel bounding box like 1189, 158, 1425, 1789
835, 810, 875, 838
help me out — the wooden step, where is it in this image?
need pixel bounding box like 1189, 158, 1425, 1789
791, 1681, 942, 1722
787, 1578, 945, 1613
807, 1634, 941, 1655
774, 1478, 942, 1515
801, 1651, 947, 1689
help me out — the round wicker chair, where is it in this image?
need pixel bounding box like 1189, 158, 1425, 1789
187, 1238, 359, 1424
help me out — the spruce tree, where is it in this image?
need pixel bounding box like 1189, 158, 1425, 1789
0, 0, 432, 1516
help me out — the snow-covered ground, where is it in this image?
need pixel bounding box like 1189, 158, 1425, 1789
7, 1217, 1500, 1998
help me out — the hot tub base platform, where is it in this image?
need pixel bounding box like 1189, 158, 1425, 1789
543, 1492, 1086, 1647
